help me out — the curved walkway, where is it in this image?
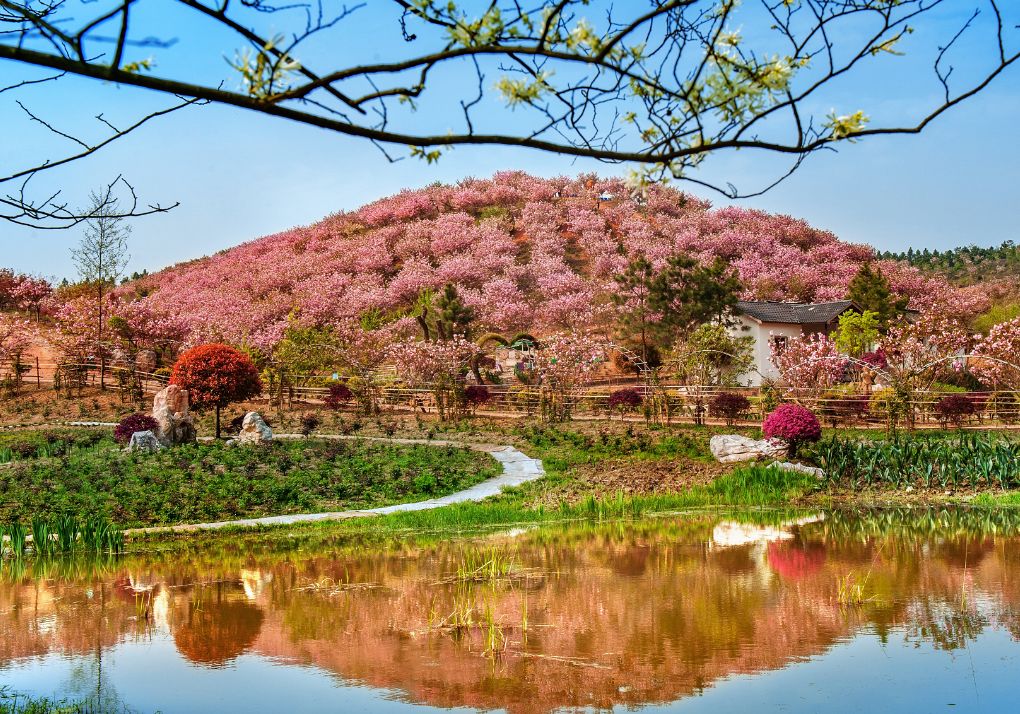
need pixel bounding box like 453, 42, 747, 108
126, 437, 544, 536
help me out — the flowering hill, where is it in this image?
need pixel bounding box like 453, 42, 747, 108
130, 172, 985, 351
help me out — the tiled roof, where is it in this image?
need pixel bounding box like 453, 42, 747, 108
736, 300, 858, 325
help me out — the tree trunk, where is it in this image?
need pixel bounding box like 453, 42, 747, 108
98, 280, 105, 390
215, 405, 221, 440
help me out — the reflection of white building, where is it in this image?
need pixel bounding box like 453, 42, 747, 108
730, 300, 861, 386
712, 514, 825, 548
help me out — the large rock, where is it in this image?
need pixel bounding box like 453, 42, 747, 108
152, 384, 197, 446
237, 412, 273, 445
127, 430, 163, 453
770, 461, 826, 479
709, 434, 787, 464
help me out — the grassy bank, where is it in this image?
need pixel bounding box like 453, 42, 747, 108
0, 432, 498, 528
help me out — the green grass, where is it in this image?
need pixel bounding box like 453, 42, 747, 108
0, 438, 499, 528
130, 461, 818, 547
0, 688, 112, 714
970, 491, 1020, 507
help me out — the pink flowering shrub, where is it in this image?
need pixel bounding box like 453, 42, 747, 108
114, 413, 160, 444
771, 333, 846, 390
971, 317, 1020, 389
762, 403, 822, 453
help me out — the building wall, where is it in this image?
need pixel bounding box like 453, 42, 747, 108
730, 317, 804, 387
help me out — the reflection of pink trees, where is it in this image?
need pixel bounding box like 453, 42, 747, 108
767, 541, 827, 580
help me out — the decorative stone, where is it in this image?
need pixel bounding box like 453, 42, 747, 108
152, 384, 197, 446
135, 349, 157, 374
237, 412, 272, 445
127, 430, 163, 453
709, 434, 787, 464
769, 461, 825, 479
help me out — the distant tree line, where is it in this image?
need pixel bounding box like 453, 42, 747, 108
879, 241, 1020, 284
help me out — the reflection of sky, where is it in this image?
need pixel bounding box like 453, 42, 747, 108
1, 622, 1017, 713
0, 637, 489, 714
1, 2, 1018, 279
633, 627, 1019, 714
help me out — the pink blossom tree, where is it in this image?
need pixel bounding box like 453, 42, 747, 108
390, 335, 479, 420
531, 332, 609, 421
771, 333, 847, 391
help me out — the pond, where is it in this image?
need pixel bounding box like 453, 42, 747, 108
2, 508, 1020, 713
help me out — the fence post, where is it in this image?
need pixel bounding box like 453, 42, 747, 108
36, 356, 40, 388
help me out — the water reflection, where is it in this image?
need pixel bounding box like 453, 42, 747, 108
2, 508, 1020, 713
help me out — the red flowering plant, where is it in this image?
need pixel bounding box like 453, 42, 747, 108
170, 344, 262, 438
762, 403, 822, 455
933, 394, 976, 429
114, 413, 160, 444
710, 391, 751, 426
608, 387, 643, 416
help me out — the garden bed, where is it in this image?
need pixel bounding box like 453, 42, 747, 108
0, 432, 499, 528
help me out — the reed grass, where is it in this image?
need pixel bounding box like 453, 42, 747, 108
1, 516, 124, 559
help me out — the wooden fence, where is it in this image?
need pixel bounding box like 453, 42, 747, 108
4, 361, 1018, 429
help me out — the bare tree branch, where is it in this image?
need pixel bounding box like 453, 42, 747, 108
0, 0, 1017, 218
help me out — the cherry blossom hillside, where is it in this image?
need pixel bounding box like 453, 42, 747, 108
128, 172, 986, 352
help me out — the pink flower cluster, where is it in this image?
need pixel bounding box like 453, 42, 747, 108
771, 333, 846, 390
971, 317, 1020, 388
0, 313, 35, 366
0, 270, 51, 314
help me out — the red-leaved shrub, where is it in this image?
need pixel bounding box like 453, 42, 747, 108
114, 413, 159, 444
463, 385, 491, 411
710, 392, 751, 425
933, 394, 975, 428
608, 388, 643, 412
324, 383, 354, 410
762, 403, 822, 454
170, 344, 262, 438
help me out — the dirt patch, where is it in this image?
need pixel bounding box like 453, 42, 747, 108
527, 457, 726, 508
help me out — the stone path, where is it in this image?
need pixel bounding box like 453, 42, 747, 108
125, 438, 544, 536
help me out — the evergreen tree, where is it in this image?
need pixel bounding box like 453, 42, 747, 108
434, 283, 475, 340
847, 263, 908, 328
649, 254, 743, 343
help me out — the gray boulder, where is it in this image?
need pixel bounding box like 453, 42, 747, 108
709, 434, 787, 464
127, 430, 163, 453
770, 461, 825, 479
238, 412, 273, 445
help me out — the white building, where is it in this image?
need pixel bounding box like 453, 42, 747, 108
730, 300, 861, 386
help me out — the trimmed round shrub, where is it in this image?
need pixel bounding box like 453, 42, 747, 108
933, 394, 976, 428
762, 403, 822, 453
114, 413, 159, 444
324, 383, 354, 410
608, 388, 643, 412
709, 392, 751, 425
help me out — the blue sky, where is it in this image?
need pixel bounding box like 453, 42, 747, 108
1, 1, 1018, 281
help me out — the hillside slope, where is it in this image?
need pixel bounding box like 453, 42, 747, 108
132, 172, 986, 350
